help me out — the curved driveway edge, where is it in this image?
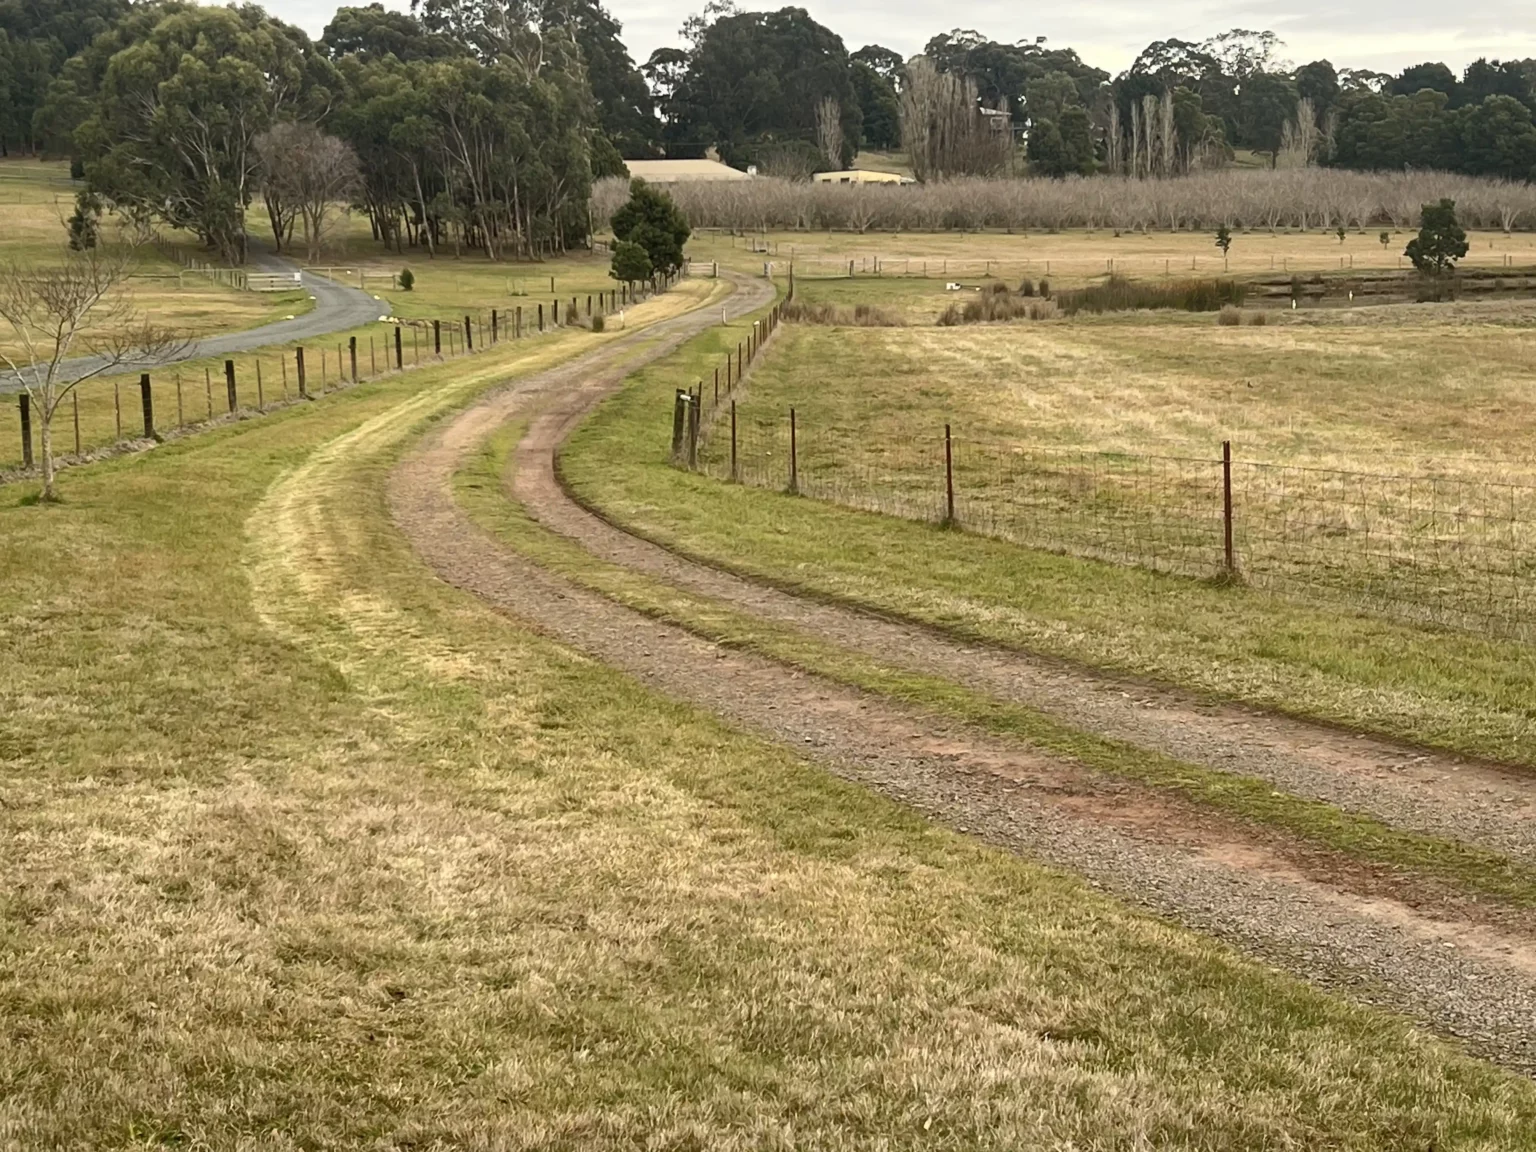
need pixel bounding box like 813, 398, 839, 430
3, 252, 389, 394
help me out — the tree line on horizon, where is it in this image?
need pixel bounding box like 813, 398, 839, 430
1, 1, 1534, 265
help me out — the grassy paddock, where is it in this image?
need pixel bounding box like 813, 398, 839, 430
686, 224, 1535, 290
561, 301, 1536, 769
5, 290, 1536, 1147
0, 160, 311, 363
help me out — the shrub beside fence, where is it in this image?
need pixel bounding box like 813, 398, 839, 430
674, 363, 1536, 640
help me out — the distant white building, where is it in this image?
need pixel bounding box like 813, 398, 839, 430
812, 169, 915, 185
623, 159, 753, 184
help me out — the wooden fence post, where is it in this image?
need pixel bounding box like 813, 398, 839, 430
73, 392, 80, 453
1222, 440, 1235, 575
205, 367, 213, 418
671, 389, 688, 460
491, 309, 498, 343
256, 361, 264, 412
225, 360, 237, 412
176, 373, 184, 426
395, 326, 403, 369
433, 319, 442, 356
788, 407, 798, 494
538, 303, 544, 332
730, 399, 738, 482
516, 306, 523, 339
553, 299, 560, 327
140, 373, 154, 438
19, 394, 32, 468
113, 380, 121, 439
944, 423, 955, 525
369, 336, 376, 376
296, 347, 308, 399
687, 394, 699, 468
349, 336, 358, 383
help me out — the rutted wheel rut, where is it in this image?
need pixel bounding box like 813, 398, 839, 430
389, 273, 1536, 1074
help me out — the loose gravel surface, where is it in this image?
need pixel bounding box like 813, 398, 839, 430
389, 273, 1536, 1074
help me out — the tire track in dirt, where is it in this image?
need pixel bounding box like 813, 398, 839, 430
390, 272, 1536, 1073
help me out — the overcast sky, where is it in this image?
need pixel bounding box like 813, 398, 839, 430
267, 0, 1536, 76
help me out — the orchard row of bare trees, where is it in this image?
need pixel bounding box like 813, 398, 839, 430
597, 169, 1536, 235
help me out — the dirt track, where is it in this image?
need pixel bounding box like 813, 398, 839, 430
389, 272, 1536, 1074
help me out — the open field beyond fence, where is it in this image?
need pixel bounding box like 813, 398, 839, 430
682, 310, 1536, 639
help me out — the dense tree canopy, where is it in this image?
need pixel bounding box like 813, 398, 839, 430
77, 5, 338, 262
6, 1, 1536, 235
648, 6, 860, 169
0, 0, 127, 153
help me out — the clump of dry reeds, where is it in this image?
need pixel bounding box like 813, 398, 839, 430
1219, 306, 1271, 326
937, 294, 1058, 325
780, 300, 904, 326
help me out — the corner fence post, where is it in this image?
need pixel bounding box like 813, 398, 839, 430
1222, 439, 1235, 575
671, 389, 688, 460
19, 393, 32, 469
944, 423, 955, 525
789, 407, 798, 494
141, 374, 154, 438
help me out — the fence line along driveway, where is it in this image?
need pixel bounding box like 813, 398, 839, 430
1, 251, 390, 395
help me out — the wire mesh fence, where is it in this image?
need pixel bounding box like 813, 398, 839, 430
677, 382, 1536, 640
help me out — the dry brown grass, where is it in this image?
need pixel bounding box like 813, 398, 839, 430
728, 303, 1536, 480
689, 226, 1533, 290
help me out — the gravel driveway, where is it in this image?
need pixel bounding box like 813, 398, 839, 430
387, 273, 1536, 1074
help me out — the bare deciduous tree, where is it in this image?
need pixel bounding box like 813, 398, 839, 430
899, 56, 1012, 183
1278, 97, 1320, 170
256, 123, 363, 263
0, 247, 187, 500
815, 96, 844, 170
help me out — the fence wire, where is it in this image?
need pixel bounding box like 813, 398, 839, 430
687, 409, 1536, 640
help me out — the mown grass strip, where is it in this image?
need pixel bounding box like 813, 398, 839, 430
460, 422, 1536, 913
